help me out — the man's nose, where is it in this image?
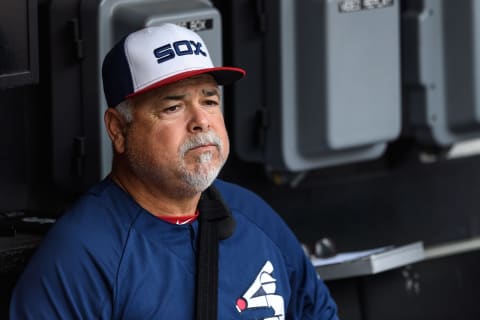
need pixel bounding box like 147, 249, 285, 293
187, 104, 210, 133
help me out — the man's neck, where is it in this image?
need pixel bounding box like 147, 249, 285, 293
110, 169, 201, 218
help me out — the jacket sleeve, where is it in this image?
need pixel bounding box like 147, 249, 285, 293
9, 218, 113, 319
287, 250, 339, 319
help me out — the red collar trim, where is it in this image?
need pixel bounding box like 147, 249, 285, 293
157, 210, 199, 225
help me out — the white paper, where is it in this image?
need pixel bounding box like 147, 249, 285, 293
311, 246, 391, 267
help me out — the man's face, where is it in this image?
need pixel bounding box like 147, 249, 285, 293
121, 74, 229, 197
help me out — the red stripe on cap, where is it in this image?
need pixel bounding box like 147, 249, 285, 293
127, 66, 246, 100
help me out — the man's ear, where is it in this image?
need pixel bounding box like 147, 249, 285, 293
104, 108, 128, 154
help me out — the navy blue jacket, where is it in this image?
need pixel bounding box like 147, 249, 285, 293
10, 178, 338, 319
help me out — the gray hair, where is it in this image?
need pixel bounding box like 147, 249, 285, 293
115, 99, 134, 123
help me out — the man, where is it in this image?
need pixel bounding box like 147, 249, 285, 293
10, 23, 338, 319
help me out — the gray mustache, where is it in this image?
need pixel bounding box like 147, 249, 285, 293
180, 132, 223, 156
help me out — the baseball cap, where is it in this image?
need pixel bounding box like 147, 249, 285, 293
102, 23, 246, 107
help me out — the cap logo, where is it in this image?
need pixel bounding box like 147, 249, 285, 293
102, 23, 245, 107
153, 39, 207, 64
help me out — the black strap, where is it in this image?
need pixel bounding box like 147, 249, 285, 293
195, 186, 236, 320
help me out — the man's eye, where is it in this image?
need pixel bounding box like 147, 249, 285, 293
163, 105, 180, 113
205, 99, 219, 106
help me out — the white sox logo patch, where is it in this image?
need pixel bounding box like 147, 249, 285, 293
235, 260, 285, 319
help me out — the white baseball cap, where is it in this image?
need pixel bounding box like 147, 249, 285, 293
102, 23, 246, 107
